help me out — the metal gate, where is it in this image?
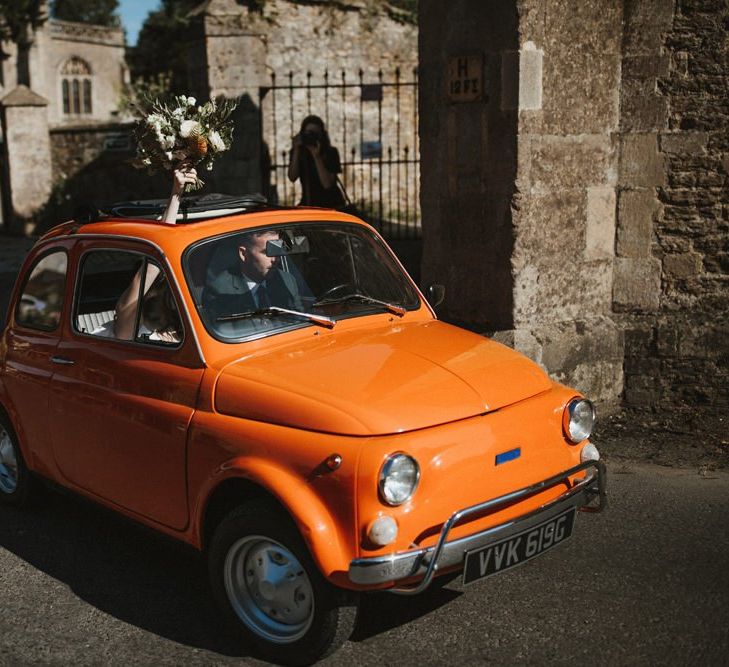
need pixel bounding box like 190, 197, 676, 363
259, 68, 420, 240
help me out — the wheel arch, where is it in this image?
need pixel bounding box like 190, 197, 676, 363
201, 477, 288, 550
0, 394, 27, 459
197, 461, 353, 583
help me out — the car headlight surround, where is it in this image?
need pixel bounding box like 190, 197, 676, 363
563, 398, 596, 444
378, 453, 420, 506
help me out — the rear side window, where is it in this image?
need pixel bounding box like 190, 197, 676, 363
15, 251, 68, 331
75, 249, 183, 347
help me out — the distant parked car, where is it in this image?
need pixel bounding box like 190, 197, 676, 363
0, 196, 605, 665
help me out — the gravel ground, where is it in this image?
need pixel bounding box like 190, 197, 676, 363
595, 406, 728, 472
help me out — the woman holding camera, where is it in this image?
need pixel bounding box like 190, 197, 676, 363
288, 115, 345, 208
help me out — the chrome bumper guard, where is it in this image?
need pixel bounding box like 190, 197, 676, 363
348, 459, 606, 595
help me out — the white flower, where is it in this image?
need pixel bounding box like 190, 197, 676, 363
164, 151, 173, 162
180, 119, 201, 138
161, 134, 176, 149
209, 130, 226, 152
172, 107, 184, 118
206, 161, 214, 171
146, 113, 164, 128
187, 96, 196, 106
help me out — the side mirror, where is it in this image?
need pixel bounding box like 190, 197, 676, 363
426, 284, 445, 308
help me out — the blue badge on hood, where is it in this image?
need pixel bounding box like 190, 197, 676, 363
495, 447, 521, 465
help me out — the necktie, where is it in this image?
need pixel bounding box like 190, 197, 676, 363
256, 283, 270, 309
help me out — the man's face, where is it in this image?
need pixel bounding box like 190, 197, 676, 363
238, 232, 279, 283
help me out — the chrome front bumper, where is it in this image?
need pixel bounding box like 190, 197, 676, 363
348, 459, 606, 594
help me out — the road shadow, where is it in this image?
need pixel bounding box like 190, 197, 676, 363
0, 489, 252, 659
352, 579, 462, 642
0, 486, 463, 660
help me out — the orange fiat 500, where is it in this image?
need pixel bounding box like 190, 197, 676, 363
0, 198, 605, 665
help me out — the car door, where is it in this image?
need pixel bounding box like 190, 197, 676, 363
2, 243, 72, 478
48, 239, 204, 530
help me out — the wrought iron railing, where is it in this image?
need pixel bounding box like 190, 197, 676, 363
259, 68, 420, 240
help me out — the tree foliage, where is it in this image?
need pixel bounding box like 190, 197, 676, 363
386, 0, 417, 22
0, 0, 47, 85
0, 0, 46, 44
127, 0, 199, 96
50, 0, 121, 27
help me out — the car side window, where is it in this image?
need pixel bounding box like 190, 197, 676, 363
16, 250, 68, 331
136, 262, 183, 346
75, 250, 183, 347
75, 250, 142, 339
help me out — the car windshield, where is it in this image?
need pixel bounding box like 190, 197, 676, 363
183, 222, 420, 342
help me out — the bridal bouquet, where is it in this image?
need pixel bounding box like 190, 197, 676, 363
132, 94, 237, 191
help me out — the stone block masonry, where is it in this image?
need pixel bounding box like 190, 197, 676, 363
0, 87, 53, 232
509, 0, 624, 409
420, 0, 726, 414
616, 0, 729, 410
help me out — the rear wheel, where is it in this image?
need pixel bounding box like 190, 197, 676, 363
0, 413, 36, 507
209, 500, 358, 666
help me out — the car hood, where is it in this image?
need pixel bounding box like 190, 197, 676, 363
215, 320, 553, 436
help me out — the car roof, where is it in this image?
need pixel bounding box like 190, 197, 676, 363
39, 206, 369, 256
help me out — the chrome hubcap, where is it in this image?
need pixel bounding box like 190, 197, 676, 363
0, 426, 18, 494
224, 535, 314, 644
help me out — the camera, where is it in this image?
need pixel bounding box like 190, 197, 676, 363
301, 130, 321, 146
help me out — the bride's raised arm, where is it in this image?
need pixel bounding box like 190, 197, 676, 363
161, 166, 198, 225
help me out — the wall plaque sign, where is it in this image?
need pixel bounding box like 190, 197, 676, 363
447, 54, 484, 102
104, 133, 132, 152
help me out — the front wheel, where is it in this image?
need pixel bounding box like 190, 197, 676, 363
208, 501, 358, 666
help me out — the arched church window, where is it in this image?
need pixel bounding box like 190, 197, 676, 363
60, 57, 93, 116
62, 80, 70, 114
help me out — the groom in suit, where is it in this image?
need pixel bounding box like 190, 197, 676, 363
203, 229, 303, 323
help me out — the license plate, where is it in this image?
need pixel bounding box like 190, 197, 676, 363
462, 508, 576, 585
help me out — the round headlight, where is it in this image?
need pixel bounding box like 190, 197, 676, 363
563, 398, 596, 443
378, 453, 420, 506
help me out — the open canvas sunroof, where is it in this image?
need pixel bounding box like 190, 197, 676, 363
99, 193, 272, 222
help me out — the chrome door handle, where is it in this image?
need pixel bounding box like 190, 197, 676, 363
51, 356, 75, 365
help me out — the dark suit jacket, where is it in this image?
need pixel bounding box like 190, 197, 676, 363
202, 265, 303, 323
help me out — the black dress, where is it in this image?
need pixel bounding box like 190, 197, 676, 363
295, 146, 345, 208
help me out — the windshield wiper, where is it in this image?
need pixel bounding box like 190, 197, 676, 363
216, 306, 336, 328
313, 293, 406, 317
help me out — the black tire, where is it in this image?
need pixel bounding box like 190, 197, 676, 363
208, 500, 358, 666
0, 411, 37, 507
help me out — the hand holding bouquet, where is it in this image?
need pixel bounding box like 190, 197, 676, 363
132, 94, 237, 191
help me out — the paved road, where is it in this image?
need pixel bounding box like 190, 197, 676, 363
0, 463, 727, 666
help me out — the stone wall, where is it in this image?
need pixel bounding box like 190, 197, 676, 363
196, 0, 419, 220
617, 0, 729, 409
42, 123, 167, 229
507, 0, 625, 408
1, 87, 53, 229
419, 0, 624, 410
254, 0, 418, 221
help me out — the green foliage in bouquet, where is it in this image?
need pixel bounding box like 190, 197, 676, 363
132, 93, 237, 191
